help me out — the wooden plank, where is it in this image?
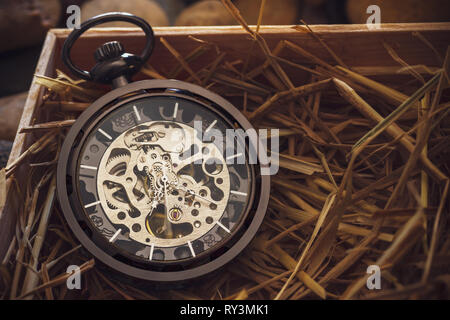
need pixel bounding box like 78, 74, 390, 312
51, 23, 450, 70
0, 31, 57, 259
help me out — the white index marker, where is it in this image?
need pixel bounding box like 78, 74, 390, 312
98, 128, 112, 140
172, 102, 179, 119
149, 243, 155, 261
109, 228, 122, 243
216, 221, 231, 234
80, 165, 97, 171
84, 200, 101, 209
230, 190, 247, 197
133, 105, 141, 121
204, 120, 217, 134
226, 153, 243, 162
187, 241, 196, 257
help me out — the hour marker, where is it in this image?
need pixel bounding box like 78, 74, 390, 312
149, 243, 155, 261
172, 102, 179, 119
98, 128, 112, 140
231, 190, 247, 197
80, 165, 97, 171
187, 241, 196, 257
133, 105, 141, 121
109, 228, 122, 243
226, 153, 243, 161
216, 221, 231, 234
84, 200, 101, 209
204, 120, 217, 134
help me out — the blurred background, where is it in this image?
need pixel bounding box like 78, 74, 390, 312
0, 0, 450, 166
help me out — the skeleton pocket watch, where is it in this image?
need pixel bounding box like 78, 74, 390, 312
57, 13, 270, 283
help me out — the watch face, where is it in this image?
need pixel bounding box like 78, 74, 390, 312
57, 81, 269, 281
77, 94, 252, 263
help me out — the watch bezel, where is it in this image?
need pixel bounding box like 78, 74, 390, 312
57, 79, 271, 282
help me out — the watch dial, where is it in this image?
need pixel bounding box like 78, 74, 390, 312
74, 95, 253, 263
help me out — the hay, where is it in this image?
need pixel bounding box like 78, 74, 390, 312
1, 1, 449, 300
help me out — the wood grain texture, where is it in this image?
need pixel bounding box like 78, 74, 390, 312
0, 32, 57, 260
51, 23, 450, 84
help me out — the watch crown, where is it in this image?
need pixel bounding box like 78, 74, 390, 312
94, 41, 125, 62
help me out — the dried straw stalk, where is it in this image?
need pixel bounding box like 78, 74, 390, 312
0, 2, 449, 300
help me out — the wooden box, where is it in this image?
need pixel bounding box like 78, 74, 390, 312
1, 22, 449, 261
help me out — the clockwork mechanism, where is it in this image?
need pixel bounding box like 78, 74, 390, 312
97, 121, 230, 247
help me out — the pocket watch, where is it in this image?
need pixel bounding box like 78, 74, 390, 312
57, 13, 270, 283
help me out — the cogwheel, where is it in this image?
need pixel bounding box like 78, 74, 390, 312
101, 152, 134, 211
105, 153, 131, 175
106, 199, 118, 210
101, 150, 156, 214
104, 183, 127, 210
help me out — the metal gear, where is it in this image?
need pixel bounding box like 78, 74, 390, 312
97, 121, 230, 247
